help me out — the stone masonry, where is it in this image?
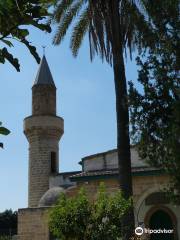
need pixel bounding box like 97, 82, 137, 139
24, 116, 63, 207
23, 56, 64, 207
18, 207, 50, 240
18, 56, 180, 240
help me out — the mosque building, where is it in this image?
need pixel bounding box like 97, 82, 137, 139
18, 56, 180, 240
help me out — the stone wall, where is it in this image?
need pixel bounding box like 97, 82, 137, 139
32, 85, 56, 116
18, 174, 180, 239
66, 174, 169, 202
18, 207, 50, 240
82, 147, 148, 172
66, 174, 180, 236
24, 115, 64, 207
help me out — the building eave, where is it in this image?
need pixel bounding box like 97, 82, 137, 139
70, 168, 165, 182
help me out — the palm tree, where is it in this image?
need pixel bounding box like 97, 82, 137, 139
51, 1, 151, 238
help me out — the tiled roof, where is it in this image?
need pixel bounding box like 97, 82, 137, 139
70, 167, 161, 179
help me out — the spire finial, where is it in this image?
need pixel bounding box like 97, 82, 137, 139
42, 45, 46, 56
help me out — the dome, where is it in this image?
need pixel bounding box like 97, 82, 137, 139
38, 187, 65, 207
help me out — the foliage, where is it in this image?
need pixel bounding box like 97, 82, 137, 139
0, 0, 54, 71
128, 0, 180, 202
0, 237, 12, 240
88, 184, 132, 240
0, 122, 10, 149
49, 183, 132, 240
0, 0, 55, 149
51, 0, 151, 62
0, 210, 17, 236
49, 188, 91, 240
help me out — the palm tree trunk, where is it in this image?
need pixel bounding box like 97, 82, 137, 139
113, 50, 135, 240
110, 1, 135, 239
113, 48, 133, 199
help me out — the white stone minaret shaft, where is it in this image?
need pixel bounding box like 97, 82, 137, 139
24, 56, 64, 207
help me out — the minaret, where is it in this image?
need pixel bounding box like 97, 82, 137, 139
24, 56, 64, 208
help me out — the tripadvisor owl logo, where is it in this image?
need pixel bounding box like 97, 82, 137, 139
135, 226, 174, 236
135, 226, 144, 236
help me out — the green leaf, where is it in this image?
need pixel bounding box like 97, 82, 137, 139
21, 39, 41, 64
1, 48, 20, 71
19, 29, 29, 38
31, 20, 51, 33
0, 127, 10, 135
1, 39, 14, 47
0, 0, 52, 71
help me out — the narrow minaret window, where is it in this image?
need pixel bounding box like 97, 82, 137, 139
51, 152, 57, 173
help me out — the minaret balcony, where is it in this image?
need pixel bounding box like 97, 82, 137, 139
23, 115, 64, 140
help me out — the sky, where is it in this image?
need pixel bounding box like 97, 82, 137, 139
0, 26, 139, 211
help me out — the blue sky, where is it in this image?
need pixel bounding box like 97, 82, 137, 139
0, 26, 138, 211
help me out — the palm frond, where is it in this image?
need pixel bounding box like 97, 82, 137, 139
88, 1, 112, 63
128, 1, 153, 51
53, 0, 84, 45
52, 0, 73, 23
70, 7, 89, 57
52, 0, 153, 63
90, 5, 106, 62
89, 22, 98, 61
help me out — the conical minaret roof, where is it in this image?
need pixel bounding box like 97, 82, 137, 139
33, 55, 55, 86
